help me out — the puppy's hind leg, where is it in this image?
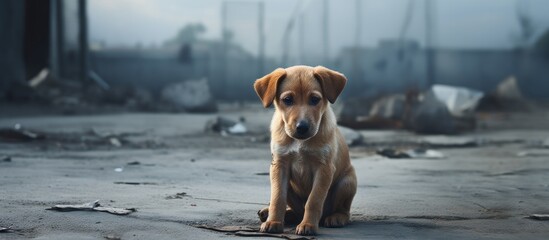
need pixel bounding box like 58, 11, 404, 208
259, 187, 304, 224
323, 167, 357, 228
258, 206, 301, 224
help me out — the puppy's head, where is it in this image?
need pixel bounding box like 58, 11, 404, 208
254, 66, 347, 140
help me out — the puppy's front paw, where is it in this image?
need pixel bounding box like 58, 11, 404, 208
295, 222, 318, 235
260, 221, 283, 233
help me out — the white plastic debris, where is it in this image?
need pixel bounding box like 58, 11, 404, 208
228, 122, 247, 135
431, 84, 484, 117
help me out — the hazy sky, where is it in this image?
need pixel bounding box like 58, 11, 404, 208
89, 0, 549, 58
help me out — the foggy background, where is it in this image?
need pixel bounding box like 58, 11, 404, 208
86, 0, 549, 101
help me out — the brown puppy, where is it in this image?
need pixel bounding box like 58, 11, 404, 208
254, 65, 357, 236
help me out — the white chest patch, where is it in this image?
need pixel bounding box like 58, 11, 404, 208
272, 140, 332, 158
272, 140, 303, 155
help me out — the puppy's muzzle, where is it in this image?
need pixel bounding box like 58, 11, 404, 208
295, 120, 310, 139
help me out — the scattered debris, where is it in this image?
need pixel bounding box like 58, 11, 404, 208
478, 76, 535, 112
0, 124, 45, 142
406, 149, 446, 159
377, 148, 445, 159
161, 78, 217, 113
338, 126, 363, 146
340, 85, 482, 134
166, 192, 189, 199
195, 225, 314, 240
46, 200, 136, 215
205, 116, 248, 136
126, 161, 141, 165
431, 84, 484, 118
28, 68, 50, 88
495, 76, 523, 101
1, 156, 11, 162
338, 95, 404, 129
517, 150, 549, 157
526, 214, 549, 221
104, 234, 122, 240
419, 136, 478, 148
376, 148, 410, 159
190, 203, 197, 206
109, 138, 122, 147
0, 227, 11, 233
227, 121, 247, 135
404, 89, 462, 134
113, 181, 158, 185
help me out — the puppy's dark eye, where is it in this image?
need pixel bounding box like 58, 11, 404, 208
309, 96, 321, 106
282, 96, 293, 106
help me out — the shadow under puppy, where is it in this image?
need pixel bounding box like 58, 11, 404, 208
254, 65, 357, 236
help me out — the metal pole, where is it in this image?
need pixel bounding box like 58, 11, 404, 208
49, 0, 59, 79
221, 1, 228, 99
258, 1, 265, 75
353, 0, 362, 83
424, 0, 436, 87
78, 0, 89, 83
323, 0, 329, 65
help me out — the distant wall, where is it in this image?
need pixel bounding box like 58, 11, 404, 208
337, 48, 549, 100
91, 46, 276, 100
91, 46, 549, 101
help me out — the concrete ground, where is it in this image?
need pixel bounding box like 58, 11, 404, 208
1, 104, 549, 239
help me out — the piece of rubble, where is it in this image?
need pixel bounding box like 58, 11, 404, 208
419, 136, 478, 148
0, 227, 11, 232
517, 150, 549, 157
495, 76, 523, 100
377, 148, 445, 159
526, 214, 549, 221
431, 84, 484, 118
46, 200, 136, 215
338, 126, 362, 146
109, 138, 122, 147
196, 225, 314, 240
113, 181, 158, 185
104, 234, 122, 240
205, 116, 248, 135
161, 78, 217, 113
165, 192, 189, 199
0, 125, 45, 142
406, 149, 445, 159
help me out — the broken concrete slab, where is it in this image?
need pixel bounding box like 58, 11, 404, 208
196, 225, 314, 240
376, 148, 445, 159
526, 214, 549, 221
46, 200, 136, 215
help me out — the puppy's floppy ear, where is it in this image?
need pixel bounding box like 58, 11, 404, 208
313, 66, 347, 103
254, 68, 287, 108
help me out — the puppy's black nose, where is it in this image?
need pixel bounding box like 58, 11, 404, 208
296, 121, 309, 135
